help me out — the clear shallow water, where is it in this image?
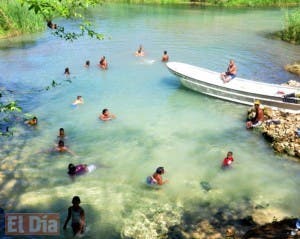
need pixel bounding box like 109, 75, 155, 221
0, 4, 300, 239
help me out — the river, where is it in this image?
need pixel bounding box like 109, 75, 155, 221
0, 3, 299, 239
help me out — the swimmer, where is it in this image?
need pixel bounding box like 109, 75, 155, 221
72, 96, 84, 106
146, 166, 168, 185
63, 196, 85, 236
222, 151, 234, 168
99, 56, 108, 70
58, 128, 66, 139
99, 108, 116, 121
25, 116, 38, 126
135, 45, 144, 56
53, 140, 76, 156
68, 163, 88, 176
84, 60, 90, 68
161, 50, 169, 62
64, 67, 70, 76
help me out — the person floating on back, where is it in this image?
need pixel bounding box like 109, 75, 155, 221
58, 128, 66, 140
146, 166, 168, 185
221, 59, 237, 83
161, 50, 169, 62
63, 196, 85, 236
99, 56, 108, 70
99, 108, 116, 121
222, 151, 234, 168
246, 100, 264, 129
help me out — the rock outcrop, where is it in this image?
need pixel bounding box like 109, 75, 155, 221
259, 108, 300, 159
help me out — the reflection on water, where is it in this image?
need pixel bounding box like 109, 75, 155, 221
0, 3, 300, 238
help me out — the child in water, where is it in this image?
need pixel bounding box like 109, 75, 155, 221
68, 163, 88, 176
146, 167, 168, 185
222, 151, 234, 168
72, 96, 84, 106
25, 116, 38, 126
99, 108, 116, 121
63, 196, 85, 236
58, 128, 66, 139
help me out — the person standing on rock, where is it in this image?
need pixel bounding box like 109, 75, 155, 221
246, 100, 264, 129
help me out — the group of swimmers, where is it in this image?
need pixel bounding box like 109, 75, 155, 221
65, 45, 169, 76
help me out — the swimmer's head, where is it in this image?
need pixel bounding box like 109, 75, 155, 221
32, 116, 38, 124
156, 167, 165, 175
227, 151, 233, 157
68, 164, 76, 174
164, 50, 167, 55
77, 96, 82, 100
102, 108, 108, 115
85, 60, 90, 66
72, 196, 81, 205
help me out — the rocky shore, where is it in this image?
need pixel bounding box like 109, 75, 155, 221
259, 108, 300, 160
247, 80, 300, 160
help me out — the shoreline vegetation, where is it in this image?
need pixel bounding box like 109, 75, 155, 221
0, 0, 44, 39
0, 0, 300, 44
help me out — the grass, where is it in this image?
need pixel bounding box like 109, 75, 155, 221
0, 0, 45, 38
281, 9, 300, 44
104, 0, 300, 6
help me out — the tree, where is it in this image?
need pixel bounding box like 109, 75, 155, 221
21, 0, 104, 41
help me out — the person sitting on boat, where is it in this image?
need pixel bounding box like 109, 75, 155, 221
222, 151, 234, 168
161, 50, 169, 62
246, 100, 264, 129
135, 45, 144, 57
221, 59, 237, 83
146, 167, 168, 186
99, 108, 116, 121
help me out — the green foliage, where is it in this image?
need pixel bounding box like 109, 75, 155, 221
21, 0, 105, 41
0, 0, 44, 37
281, 9, 300, 44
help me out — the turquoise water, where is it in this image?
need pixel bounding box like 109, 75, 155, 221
0, 4, 300, 238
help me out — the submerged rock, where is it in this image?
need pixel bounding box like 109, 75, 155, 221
243, 218, 299, 239
200, 181, 212, 192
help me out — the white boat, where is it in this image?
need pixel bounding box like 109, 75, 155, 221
166, 62, 300, 113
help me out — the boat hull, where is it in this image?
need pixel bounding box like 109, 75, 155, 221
167, 62, 300, 113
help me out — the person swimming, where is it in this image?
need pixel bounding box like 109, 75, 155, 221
161, 50, 169, 62
99, 108, 116, 121
146, 167, 168, 185
99, 56, 108, 70
222, 151, 234, 168
135, 45, 144, 56
84, 60, 90, 68
72, 96, 84, 106
68, 164, 88, 176
64, 67, 70, 76
25, 116, 38, 126
53, 140, 76, 156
